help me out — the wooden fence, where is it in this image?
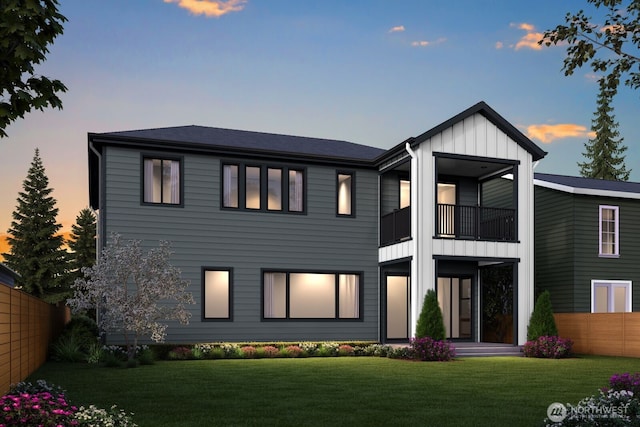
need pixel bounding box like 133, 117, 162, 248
0, 284, 69, 395
554, 313, 640, 358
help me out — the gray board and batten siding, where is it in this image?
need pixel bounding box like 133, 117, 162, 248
534, 174, 640, 313
91, 128, 384, 344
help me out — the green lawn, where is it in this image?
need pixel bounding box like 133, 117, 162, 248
27, 355, 640, 427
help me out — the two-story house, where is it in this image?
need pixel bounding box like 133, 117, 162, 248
88, 101, 546, 346
534, 173, 640, 313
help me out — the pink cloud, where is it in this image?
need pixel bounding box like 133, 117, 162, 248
164, 0, 247, 18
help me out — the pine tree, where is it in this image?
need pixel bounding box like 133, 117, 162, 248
415, 289, 446, 340
578, 84, 630, 181
3, 149, 68, 302
67, 208, 96, 282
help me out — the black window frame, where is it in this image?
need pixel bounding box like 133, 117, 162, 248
201, 267, 234, 321
221, 162, 307, 214
261, 269, 363, 321
336, 170, 355, 217
141, 154, 184, 207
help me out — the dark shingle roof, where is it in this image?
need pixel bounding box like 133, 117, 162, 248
92, 125, 385, 162
534, 173, 640, 197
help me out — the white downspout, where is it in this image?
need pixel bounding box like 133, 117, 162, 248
405, 142, 419, 338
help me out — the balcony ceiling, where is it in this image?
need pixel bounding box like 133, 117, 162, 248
437, 157, 511, 179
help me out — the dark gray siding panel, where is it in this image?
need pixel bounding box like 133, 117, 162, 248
482, 177, 513, 209
572, 195, 640, 312
103, 146, 379, 343
535, 186, 640, 313
534, 187, 576, 312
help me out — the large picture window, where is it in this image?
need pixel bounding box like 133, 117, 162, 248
599, 205, 619, 257
222, 163, 305, 213
143, 157, 181, 205
203, 268, 232, 320
263, 271, 361, 320
592, 280, 631, 313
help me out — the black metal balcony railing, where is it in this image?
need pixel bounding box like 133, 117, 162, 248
380, 207, 411, 246
379, 204, 516, 246
437, 204, 515, 241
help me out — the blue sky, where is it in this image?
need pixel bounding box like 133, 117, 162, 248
1, 0, 639, 246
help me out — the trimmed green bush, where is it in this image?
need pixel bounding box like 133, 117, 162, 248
415, 289, 446, 340
527, 290, 558, 341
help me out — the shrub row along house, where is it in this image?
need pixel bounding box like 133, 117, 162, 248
87, 101, 639, 347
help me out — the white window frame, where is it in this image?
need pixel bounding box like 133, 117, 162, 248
599, 205, 619, 257
591, 279, 632, 313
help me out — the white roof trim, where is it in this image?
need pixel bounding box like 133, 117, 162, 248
534, 178, 640, 200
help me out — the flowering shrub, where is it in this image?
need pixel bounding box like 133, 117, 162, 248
2, 381, 138, 427
167, 346, 193, 360
523, 336, 573, 359
298, 342, 318, 356
220, 343, 241, 358
338, 345, 355, 356
363, 344, 392, 357
241, 346, 257, 358
608, 373, 640, 396
409, 337, 456, 361
318, 342, 339, 357
284, 345, 304, 358
259, 345, 280, 358
0, 391, 77, 426
74, 404, 137, 426
387, 345, 414, 360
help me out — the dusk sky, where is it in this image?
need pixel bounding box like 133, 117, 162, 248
1, 0, 639, 254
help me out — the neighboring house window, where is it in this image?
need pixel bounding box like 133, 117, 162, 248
592, 280, 631, 313
143, 157, 181, 205
599, 205, 619, 257
337, 172, 354, 216
222, 163, 305, 213
203, 268, 232, 320
263, 271, 361, 320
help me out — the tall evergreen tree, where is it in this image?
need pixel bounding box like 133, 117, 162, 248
3, 149, 68, 302
578, 84, 630, 181
67, 208, 97, 282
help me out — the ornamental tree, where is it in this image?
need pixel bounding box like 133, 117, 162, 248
539, 0, 640, 116
0, 0, 68, 138
67, 233, 195, 361
3, 148, 68, 302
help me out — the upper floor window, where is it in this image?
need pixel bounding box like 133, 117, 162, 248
143, 157, 181, 205
222, 163, 305, 213
599, 205, 619, 257
337, 172, 354, 216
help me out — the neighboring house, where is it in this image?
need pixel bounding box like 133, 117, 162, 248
88, 101, 546, 345
0, 263, 19, 288
534, 173, 640, 314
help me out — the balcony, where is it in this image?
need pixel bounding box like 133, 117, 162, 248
437, 204, 515, 241
380, 204, 516, 247
380, 207, 411, 246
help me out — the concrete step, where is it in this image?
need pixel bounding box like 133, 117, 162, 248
453, 343, 522, 357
